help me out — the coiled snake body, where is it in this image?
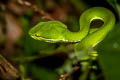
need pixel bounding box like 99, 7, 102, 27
29, 7, 115, 59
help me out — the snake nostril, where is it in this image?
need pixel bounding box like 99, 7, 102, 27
90, 19, 104, 28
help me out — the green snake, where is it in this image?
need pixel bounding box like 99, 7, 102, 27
29, 7, 115, 59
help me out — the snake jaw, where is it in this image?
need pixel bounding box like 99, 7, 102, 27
29, 31, 81, 43
29, 33, 67, 43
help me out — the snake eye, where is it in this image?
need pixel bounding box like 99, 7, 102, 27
35, 34, 39, 37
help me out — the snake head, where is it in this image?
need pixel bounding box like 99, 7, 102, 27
29, 21, 68, 43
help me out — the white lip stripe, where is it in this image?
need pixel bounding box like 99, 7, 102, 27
33, 35, 81, 42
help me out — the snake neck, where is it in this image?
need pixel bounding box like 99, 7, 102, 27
63, 7, 115, 45
74, 7, 115, 51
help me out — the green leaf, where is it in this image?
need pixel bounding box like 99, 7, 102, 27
107, 0, 120, 18
97, 22, 120, 80
30, 64, 59, 80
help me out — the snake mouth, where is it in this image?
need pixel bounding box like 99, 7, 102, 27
29, 33, 65, 43
30, 34, 70, 43
29, 33, 80, 43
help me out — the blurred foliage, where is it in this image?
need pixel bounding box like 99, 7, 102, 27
98, 23, 120, 80
97, 0, 120, 80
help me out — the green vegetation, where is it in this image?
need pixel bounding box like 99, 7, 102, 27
0, 0, 120, 80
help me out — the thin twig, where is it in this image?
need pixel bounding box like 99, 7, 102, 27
59, 73, 70, 80
0, 54, 20, 79
17, 0, 55, 20
59, 66, 80, 80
